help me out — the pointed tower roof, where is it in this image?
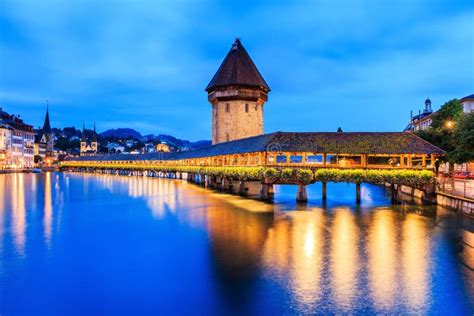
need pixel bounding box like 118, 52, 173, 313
92, 122, 97, 142
206, 39, 270, 92
81, 123, 86, 141
42, 101, 52, 133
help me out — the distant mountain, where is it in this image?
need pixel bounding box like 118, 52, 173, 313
100, 128, 211, 150
143, 134, 211, 150
100, 128, 142, 140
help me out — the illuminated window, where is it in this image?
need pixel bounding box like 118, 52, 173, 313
225, 103, 230, 112
368, 156, 400, 166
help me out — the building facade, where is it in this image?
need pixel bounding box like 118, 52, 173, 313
0, 123, 13, 169
460, 94, 474, 113
206, 39, 270, 144
405, 98, 434, 131
35, 105, 55, 162
0, 108, 35, 169
80, 124, 99, 156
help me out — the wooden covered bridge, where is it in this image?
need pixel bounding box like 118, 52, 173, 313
61, 131, 444, 203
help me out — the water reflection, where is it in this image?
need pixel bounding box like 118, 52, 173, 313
368, 209, 398, 310
44, 172, 53, 246
401, 214, 430, 312
207, 205, 273, 282
290, 211, 324, 311
330, 207, 359, 311
0, 173, 472, 315
11, 174, 26, 255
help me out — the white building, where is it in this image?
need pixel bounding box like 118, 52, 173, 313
0, 108, 35, 169
404, 98, 434, 131
460, 94, 474, 113
0, 123, 13, 169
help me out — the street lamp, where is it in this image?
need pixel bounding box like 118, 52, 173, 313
445, 120, 455, 129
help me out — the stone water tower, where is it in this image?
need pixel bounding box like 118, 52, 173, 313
206, 39, 270, 144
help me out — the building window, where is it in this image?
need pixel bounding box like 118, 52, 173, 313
245, 103, 249, 113
225, 103, 230, 113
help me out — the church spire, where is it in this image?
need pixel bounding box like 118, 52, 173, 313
81, 122, 86, 141
92, 122, 97, 142
42, 100, 52, 133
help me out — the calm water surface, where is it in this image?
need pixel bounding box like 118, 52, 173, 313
0, 172, 473, 315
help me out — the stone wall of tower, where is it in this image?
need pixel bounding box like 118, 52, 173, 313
212, 99, 264, 144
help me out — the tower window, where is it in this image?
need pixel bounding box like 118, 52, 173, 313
225, 103, 230, 113
245, 103, 249, 113
226, 133, 229, 142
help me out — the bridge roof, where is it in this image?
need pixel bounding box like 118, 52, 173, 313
66, 132, 444, 162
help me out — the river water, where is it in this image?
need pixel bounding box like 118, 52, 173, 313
0, 172, 473, 315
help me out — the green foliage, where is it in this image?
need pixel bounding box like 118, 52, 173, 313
296, 169, 314, 184
281, 168, 295, 182
263, 168, 278, 180
450, 112, 474, 164
415, 99, 471, 164
314, 168, 434, 188
430, 99, 463, 130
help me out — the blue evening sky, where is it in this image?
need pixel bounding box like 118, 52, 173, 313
0, 0, 473, 140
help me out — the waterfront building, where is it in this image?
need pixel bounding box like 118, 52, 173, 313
207, 39, 270, 144
404, 98, 434, 131
0, 122, 13, 169
0, 107, 35, 169
156, 143, 170, 153
80, 124, 99, 156
460, 94, 474, 113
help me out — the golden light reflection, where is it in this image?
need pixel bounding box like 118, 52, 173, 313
206, 203, 273, 279
290, 211, 325, 310
262, 219, 291, 273
44, 172, 53, 245
11, 173, 26, 255
401, 214, 430, 312
0, 175, 5, 217
330, 207, 359, 310
0, 175, 5, 259
368, 209, 397, 309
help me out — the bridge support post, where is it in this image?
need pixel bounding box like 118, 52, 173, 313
239, 181, 248, 196
268, 184, 274, 195
296, 183, 308, 203
221, 177, 229, 191
356, 183, 361, 204
260, 183, 270, 200
322, 182, 327, 200
209, 176, 216, 189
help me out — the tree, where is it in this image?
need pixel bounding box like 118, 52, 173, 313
429, 99, 463, 129
450, 112, 474, 164
415, 99, 472, 176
